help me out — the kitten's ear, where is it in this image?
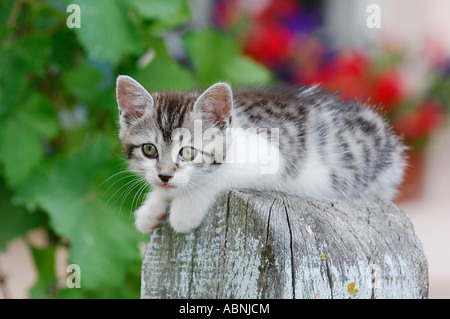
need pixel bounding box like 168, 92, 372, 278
194, 82, 233, 129
116, 75, 154, 124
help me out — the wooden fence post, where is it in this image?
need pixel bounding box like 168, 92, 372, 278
141, 190, 428, 298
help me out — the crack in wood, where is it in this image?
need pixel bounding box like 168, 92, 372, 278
280, 195, 296, 299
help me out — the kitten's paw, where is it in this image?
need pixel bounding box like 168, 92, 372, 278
169, 218, 198, 233
168, 204, 206, 233
169, 218, 199, 233
135, 213, 165, 233
134, 200, 167, 233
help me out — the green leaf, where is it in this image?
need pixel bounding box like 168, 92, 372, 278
151, 0, 191, 33
13, 34, 52, 76
0, 93, 58, 187
73, 0, 142, 64
49, 29, 79, 70
184, 28, 238, 86
18, 93, 59, 138
33, 135, 142, 289
57, 270, 141, 298
62, 62, 103, 104
0, 47, 26, 118
184, 28, 272, 86
224, 56, 273, 85
0, 180, 46, 252
127, 0, 184, 19
132, 56, 196, 91
0, 1, 14, 26
0, 32, 51, 118
29, 245, 58, 299
130, 0, 191, 33
0, 121, 44, 187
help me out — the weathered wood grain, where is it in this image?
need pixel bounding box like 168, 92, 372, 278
141, 190, 428, 299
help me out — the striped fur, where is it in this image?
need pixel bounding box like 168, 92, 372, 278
116, 76, 406, 233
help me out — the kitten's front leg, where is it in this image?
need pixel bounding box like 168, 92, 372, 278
169, 186, 220, 233
134, 188, 170, 233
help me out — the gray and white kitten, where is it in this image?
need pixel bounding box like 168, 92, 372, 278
116, 75, 406, 233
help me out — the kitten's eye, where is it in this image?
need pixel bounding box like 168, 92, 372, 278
142, 143, 158, 158
179, 147, 196, 161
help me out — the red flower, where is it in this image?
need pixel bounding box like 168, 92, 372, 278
334, 51, 369, 78
244, 23, 294, 68
372, 70, 404, 111
394, 99, 444, 140
299, 51, 406, 111
300, 51, 372, 102
254, 0, 301, 25
419, 99, 444, 133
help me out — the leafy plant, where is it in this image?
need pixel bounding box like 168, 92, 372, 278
0, 0, 271, 298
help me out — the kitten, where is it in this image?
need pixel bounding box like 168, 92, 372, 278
116, 75, 406, 233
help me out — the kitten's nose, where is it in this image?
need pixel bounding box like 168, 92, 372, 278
158, 175, 173, 183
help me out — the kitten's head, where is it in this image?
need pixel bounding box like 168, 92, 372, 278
116, 75, 232, 191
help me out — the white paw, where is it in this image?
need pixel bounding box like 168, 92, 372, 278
168, 201, 207, 233
135, 211, 165, 233
134, 199, 167, 234
169, 216, 199, 234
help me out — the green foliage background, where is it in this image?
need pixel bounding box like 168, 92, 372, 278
0, 0, 271, 298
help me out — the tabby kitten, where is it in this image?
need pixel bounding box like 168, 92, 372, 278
116, 75, 406, 233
